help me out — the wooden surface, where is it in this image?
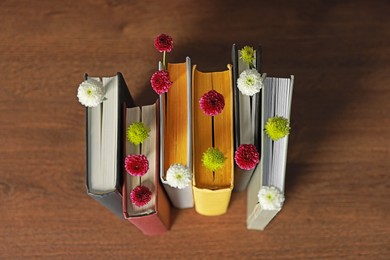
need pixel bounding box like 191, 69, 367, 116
0, 0, 389, 259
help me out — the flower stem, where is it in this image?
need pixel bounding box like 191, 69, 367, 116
162, 51, 166, 70
212, 116, 215, 181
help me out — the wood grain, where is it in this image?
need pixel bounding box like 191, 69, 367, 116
0, 0, 389, 259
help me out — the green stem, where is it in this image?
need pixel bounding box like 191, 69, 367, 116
162, 51, 166, 70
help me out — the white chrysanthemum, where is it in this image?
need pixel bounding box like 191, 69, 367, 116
258, 186, 284, 210
166, 164, 192, 189
77, 79, 105, 107
237, 69, 263, 96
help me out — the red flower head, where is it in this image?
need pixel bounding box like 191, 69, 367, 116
154, 33, 173, 53
199, 90, 225, 116
150, 70, 172, 94
234, 144, 260, 170
125, 154, 149, 176
130, 185, 152, 207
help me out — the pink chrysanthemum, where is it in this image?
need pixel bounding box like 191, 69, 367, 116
125, 154, 149, 176
150, 70, 172, 94
199, 90, 225, 116
130, 185, 152, 207
234, 144, 260, 170
154, 33, 173, 53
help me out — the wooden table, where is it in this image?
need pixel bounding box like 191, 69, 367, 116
1, 0, 389, 258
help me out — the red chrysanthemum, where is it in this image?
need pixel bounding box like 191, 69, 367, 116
234, 144, 260, 170
154, 33, 173, 53
199, 90, 225, 116
150, 70, 172, 94
125, 154, 149, 176
130, 185, 152, 207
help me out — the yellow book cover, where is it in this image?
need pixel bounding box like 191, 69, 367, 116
192, 64, 234, 216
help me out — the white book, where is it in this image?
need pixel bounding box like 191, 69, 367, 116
85, 73, 133, 218
247, 75, 294, 230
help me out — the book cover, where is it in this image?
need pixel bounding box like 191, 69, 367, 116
247, 75, 294, 230
232, 44, 263, 192
122, 101, 170, 235
192, 65, 234, 216
159, 57, 194, 209
85, 73, 133, 219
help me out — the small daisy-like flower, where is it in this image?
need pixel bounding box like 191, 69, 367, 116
258, 186, 284, 210
239, 46, 255, 66
150, 70, 173, 94
166, 164, 192, 189
130, 185, 152, 207
77, 79, 105, 107
154, 33, 173, 53
237, 69, 263, 96
127, 122, 150, 145
125, 154, 149, 176
234, 144, 260, 170
199, 90, 225, 116
202, 147, 226, 172
265, 116, 291, 141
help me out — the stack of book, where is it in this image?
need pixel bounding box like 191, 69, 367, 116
80, 39, 294, 235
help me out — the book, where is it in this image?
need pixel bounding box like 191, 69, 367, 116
159, 57, 194, 209
192, 65, 234, 216
122, 101, 171, 235
232, 44, 263, 192
247, 75, 294, 230
85, 73, 133, 219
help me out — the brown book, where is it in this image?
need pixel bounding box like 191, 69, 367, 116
122, 101, 170, 235
192, 65, 234, 216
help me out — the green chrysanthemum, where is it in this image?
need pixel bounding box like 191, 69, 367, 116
239, 46, 255, 67
202, 147, 226, 172
126, 122, 150, 145
265, 116, 291, 141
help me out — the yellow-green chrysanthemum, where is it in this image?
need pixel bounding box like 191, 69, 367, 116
202, 147, 226, 172
127, 122, 150, 145
265, 116, 290, 141
239, 46, 255, 66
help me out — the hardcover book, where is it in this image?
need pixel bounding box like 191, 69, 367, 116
247, 75, 294, 230
159, 57, 194, 209
122, 102, 171, 235
192, 65, 234, 216
85, 73, 133, 219
232, 44, 263, 192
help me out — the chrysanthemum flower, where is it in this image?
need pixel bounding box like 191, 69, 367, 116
237, 69, 263, 96
234, 144, 260, 170
265, 116, 290, 141
154, 33, 173, 53
125, 154, 149, 176
150, 70, 172, 94
127, 122, 150, 145
130, 185, 152, 207
199, 90, 225, 116
166, 164, 192, 189
239, 46, 255, 66
77, 79, 105, 107
257, 186, 284, 210
202, 147, 226, 172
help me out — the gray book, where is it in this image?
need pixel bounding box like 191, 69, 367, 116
85, 73, 133, 218
232, 44, 263, 192
247, 75, 294, 230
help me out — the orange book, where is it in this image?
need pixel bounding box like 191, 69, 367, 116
192, 65, 234, 216
159, 58, 194, 209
